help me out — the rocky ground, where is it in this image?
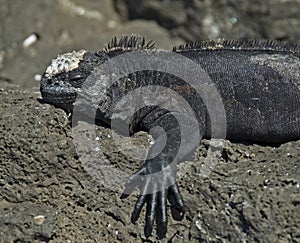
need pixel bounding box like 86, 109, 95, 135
0, 0, 299, 242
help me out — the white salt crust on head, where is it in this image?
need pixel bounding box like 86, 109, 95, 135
45, 50, 86, 78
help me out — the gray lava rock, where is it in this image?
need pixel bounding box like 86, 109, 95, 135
0, 83, 299, 242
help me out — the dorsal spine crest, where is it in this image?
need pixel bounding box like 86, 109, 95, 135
103, 34, 156, 54
173, 39, 300, 53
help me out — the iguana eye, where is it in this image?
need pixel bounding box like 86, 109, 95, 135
70, 74, 83, 81
68, 73, 85, 88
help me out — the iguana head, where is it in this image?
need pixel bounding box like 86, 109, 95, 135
40, 35, 156, 125
40, 50, 109, 111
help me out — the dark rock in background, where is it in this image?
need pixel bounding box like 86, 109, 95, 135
115, 0, 300, 42
1, 0, 299, 88
0, 0, 299, 242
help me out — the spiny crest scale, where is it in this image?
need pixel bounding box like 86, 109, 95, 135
103, 35, 156, 53
173, 39, 300, 53
45, 50, 86, 78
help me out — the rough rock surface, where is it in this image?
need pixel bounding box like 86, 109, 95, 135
0, 0, 299, 242
0, 84, 299, 242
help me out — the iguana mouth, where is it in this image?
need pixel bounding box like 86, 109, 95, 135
40, 76, 78, 108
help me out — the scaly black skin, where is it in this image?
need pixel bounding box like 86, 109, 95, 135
40, 36, 300, 239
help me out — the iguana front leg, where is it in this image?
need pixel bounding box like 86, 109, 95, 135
121, 111, 202, 239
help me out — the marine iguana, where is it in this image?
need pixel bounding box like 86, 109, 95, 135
40, 35, 300, 239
